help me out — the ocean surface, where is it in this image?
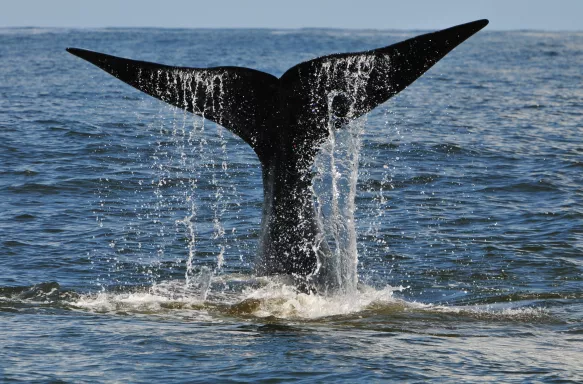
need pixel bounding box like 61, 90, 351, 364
1, 27, 582, 382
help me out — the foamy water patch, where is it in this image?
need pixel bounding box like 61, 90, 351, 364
242, 282, 407, 319
72, 280, 211, 317
69, 276, 552, 323
69, 277, 409, 320
428, 302, 551, 321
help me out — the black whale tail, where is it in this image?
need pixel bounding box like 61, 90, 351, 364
67, 19, 488, 284
66, 46, 280, 164
66, 19, 488, 165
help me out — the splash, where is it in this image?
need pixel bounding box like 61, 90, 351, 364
242, 281, 402, 319
66, 276, 551, 323
70, 275, 405, 319
0, 281, 550, 323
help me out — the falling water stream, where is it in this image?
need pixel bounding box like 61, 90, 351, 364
311, 55, 381, 294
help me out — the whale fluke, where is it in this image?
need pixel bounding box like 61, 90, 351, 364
67, 19, 488, 290
66, 47, 279, 163
279, 19, 489, 120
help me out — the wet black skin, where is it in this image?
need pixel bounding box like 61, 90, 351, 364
67, 20, 488, 288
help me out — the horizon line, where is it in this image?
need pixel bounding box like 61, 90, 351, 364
2, 25, 582, 33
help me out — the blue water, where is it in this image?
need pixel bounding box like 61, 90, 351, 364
1, 27, 582, 382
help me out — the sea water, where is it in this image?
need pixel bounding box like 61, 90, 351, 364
1, 28, 582, 382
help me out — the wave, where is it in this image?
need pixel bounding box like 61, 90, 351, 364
479, 180, 560, 193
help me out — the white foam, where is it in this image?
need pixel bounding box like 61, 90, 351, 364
243, 283, 404, 319
70, 276, 549, 322
429, 302, 550, 320
72, 280, 208, 316
71, 276, 407, 319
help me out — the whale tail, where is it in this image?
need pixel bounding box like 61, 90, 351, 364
67, 19, 488, 165
66, 47, 280, 163
67, 20, 488, 283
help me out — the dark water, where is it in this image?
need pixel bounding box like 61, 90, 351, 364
1, 27, 582, 382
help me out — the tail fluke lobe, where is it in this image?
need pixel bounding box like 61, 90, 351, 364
279, 19, 489, 144
66, 48, 279, 161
